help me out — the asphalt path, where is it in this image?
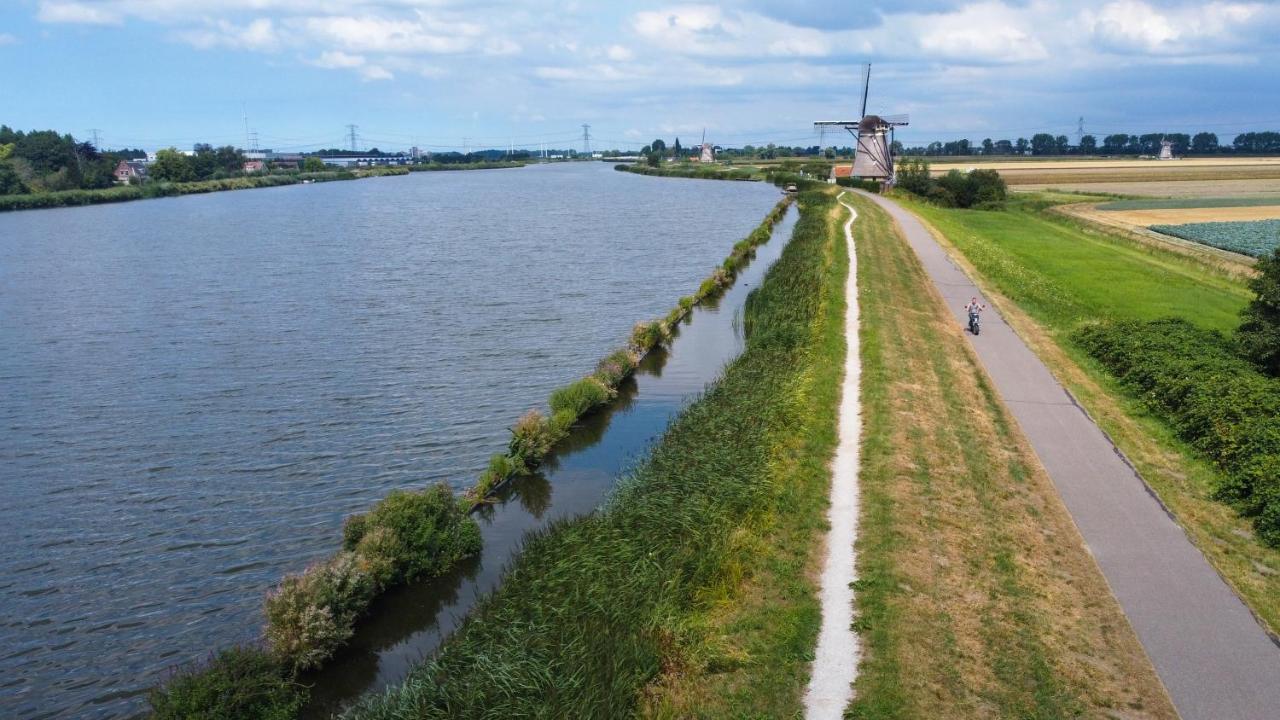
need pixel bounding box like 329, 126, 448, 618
859, 190, 1280, 720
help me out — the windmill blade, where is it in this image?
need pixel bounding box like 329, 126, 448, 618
882, 114, 910, 125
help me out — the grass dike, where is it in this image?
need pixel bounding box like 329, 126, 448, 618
897, 191, 1280, 635
343, 188, 844, 719
845, 191, 1175, 718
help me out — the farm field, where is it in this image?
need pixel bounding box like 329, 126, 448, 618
1092, 205, 1280, 226
1150, 219, 1280, 258
928, 157, 1280, 198
897, 193, 1280, 637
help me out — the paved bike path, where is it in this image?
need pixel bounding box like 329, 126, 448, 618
859, 190, 1280, 720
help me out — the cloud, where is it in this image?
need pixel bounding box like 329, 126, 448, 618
0, 33, 17, 45
311, 50, 366, 69
1081, 1, 1266, 56
605, 44, 633, 61
178, 18, 278, 51
37, 1, 122, 25
632, 5, 832, 58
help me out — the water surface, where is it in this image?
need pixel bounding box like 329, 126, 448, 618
0, 163, 782, 718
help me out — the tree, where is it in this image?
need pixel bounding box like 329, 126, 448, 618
645, 152, 661, 167
1079, 135, 1097, 154
1102, 134, 1128, 155
1238, 248, 1280, 376
1054, 135, 1070, 154
650, 139, 666, 155
982, 138, 994, 154
994, 139, 1013, 155
895, 157, 932, 197
672, 137, 682, 158
303, 157, 326, 172
1192, 132, 1219, 154
150, 148, 195, 182
0, 163, 28, 195
1030, 133, 1057, 156
1015, 138, 1029, 155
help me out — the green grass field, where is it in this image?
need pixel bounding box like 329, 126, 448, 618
901, 195, 1250, 332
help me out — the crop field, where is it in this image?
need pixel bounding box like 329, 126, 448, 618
1149, 219, 1280, 258
1092, 206, 1280, 226
1097, 197, 1280, 210
928, 157, 1280, 199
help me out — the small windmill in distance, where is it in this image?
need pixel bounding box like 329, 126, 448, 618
815, 64, 909, 185
699, 128, 715, 163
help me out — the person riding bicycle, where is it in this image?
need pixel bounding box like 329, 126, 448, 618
965, 298, 985, 333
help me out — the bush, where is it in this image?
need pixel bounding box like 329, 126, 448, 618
629, 320, 669, 352
550, 377, 614, 418
509, 409, 556, 471
264, 552, 376, 670
476, 453, 519, 497
896, 159, 1006, 209
1238, 248, 1280, 375
594, 348, 639, 387
347, 486, 482, 581
1075, 318, 1280, 545
149, 646, 305, 720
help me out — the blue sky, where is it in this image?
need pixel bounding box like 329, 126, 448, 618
2, 0, 1278, 152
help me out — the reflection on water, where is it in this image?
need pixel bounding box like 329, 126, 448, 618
302, 205, 798, 717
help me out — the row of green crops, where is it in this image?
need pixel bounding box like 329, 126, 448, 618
147, 193, 793, 719
1098, 197, 1280, 211
469, 194, 793, 499
1074, 318, 1280, 546
1150, 219, 1280, 258
342, 189, 834, 720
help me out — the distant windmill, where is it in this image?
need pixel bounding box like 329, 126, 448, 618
1159, 137, 1174, 160
814, 64, 909, 183
699, 128, 715, 163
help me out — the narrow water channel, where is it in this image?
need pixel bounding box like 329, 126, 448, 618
303, 204, 798, 717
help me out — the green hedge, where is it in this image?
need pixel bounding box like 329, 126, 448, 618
1074, 318, 1280, 545
148, 646, 305, 720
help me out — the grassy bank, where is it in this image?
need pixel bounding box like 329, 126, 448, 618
408, 160, 525, 172
847, 191, 1174, 718
0, 166, 410, 213
897, 192, 1280, 634
344, 190, 840, 719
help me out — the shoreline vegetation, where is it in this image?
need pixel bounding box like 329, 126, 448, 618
0, 161, 525, 213
148, 189, 795, 718
344, 188, 839, 719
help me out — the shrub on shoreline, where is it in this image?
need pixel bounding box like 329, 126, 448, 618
1075, 318, 1280, 545
148, 646, 305, 720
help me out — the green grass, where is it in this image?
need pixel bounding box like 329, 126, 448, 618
900, 194, 1250, 332
343, 191, 838, 719
1098, 196, 1280, 211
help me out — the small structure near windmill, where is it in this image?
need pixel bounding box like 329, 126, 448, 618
815, 64, 909, 185
1159, 138, 1174, 160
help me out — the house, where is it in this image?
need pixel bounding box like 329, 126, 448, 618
243, 160, 266, 173
828, 165, 854, 184
114, 160, 149, 185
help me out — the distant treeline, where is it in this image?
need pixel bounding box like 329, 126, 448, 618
900, 131, 1280, 157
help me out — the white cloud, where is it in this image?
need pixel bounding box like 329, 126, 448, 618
911, 2, 1048, 63
291, 13, 485, 54
178, 18, 278, 51
1082, 1, 1264, 55
37, 1, 121, 25
605, 44, 633, 61
359, 64, 394, 81
311, 50, 366, 69
632, 5, 832, 58
0, 33, 17, 45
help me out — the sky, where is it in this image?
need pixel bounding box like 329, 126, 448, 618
2, 0, 1279, 153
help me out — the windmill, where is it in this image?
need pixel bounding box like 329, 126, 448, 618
1159, 137, 1174, 160
814, 64, 909, 183
699, 128, 714, 163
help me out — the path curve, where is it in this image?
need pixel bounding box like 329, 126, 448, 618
860, 189, 1280, 720
804, 193, 862, 719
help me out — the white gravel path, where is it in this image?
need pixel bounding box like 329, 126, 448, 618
803, 193, 862, 719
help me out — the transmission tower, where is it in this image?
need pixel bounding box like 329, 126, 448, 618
581, 124, 591, 155
87, 128, 102, 148
346, 124, 359, 152
1076, 116, 1085, 145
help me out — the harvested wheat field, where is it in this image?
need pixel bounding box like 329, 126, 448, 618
1092, 205, 1280, 226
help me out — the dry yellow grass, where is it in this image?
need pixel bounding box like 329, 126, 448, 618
931, 158, 1280, 172
1097, 205, 1280, 224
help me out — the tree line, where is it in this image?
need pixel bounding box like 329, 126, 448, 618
900, 131, 1280, 157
